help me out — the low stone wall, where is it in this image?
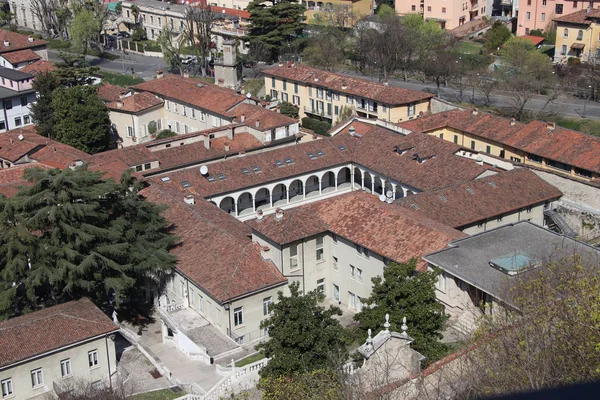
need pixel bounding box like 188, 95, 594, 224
430, 98, 462, 114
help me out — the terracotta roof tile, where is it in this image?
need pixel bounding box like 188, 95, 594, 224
247, 191, 465, 270
0, 31, 47, 54
107, 91, 163, 113
0, 164, 52, 197
396, 168, 563, 229
97, 83, 130, 102
133, 75, 247, 117
553, 8, 600, 24
229, 103, 298, 131
20, 59, 56, 75
0, 298, 118, 369
2, 49, 40, 64
208, 5, 251, 19
88, 145, 158, 168
521, 35, 545, 46
263, 64, 434, 105
142, 185, 287, 302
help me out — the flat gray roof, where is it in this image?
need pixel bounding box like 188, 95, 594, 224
0, 85, 34, 100
0, 67, 33, 81
423, 221, 600, 305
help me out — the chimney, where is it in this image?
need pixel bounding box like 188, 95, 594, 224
184, 195, 195, 205
240, 114, 246, 123
255, 119, 260, 129
28, 36, 34, 43
510, 118, 516, 126
383, 80, 389, 86
275, 208, 284, 220
227, 127, 233, 140
256, 209, 264, 220
156, 70, 164, 79
472, 108, 478, 115
547, 121, 556, 131
224, 143, 230, 152
203, 135, 210, 150
341, 82, 347, 90
3, 40, 9, 47
183, 72, 189, 78
476, 156, 484, 165
116, 101, 124, 109
588, 3, 592, 13
314, 78, 319, 82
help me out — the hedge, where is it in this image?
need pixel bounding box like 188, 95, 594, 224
301, 117, 331, 136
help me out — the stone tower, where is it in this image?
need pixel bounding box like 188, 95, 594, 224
214, 40, 240, 89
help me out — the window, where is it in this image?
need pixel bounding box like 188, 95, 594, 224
271, 77, 275, 87
577, 30, 583, 40
562, 44, 568, 55
23, 115, 30, 124
270, 89, 278, 99
408, 103, 415, 116
3, 100, 12, 110
411, 5, 416, 11
292, 95, 300, 105
290, 244, 299, 270
60, 359, 72, 377
309, 86, 313, 96
526, 11, 531, 20
88, 350, 99, 368
542, 0, 546, 5
127, 126, 134, 137
453, 135, 458, 144
427, 6, 431, 12
333, 283, 340, 301
283, 80, 287, 90
263, 297, 272, 315
234, 307, 243, 326
294, 82, 298, 94
150, 16, 154, 24
174, 104, 178, 113
333, 256, 338, 270
333, 93, 339, 100
14, 117, 21, 127
575, 167, 592, 178
527, 153, 542, 163
355, 244, 370, 259
470, 140, 476, 150
282, 92, 288, 102
547, 159, 571, 172
1, 379, 13, 397
317, 88, 323, 99
182, 106, 186, 116
0, 120, 5, 130
556, 4, 563, 14
346, 95, 353, 104
442, 7, 446, 13
574, 0, 578, 6
31, 368, 43, 387
348, 292, 356, 309
356, 268, 363, 283
176, 122, 180, 133
436, 272, 446, 292
357, 296, 363, 312
316, 237, 324, 261
439, 133, 443, 139
486, 145, 491, 154
541, 13, 545, 21
20, 96, 27, 106
350, 265, 356, 279
317, 278, 325, 293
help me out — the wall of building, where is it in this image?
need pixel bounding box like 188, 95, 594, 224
0, 336, 117, 400
110, 108, 165, 147
396, 0, 489, 30
0, 92, 35, 132
461, 203, 547, 235
554, 22, 598, 63
517, 0, 587, 36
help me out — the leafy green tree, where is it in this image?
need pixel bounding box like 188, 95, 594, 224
279, 101, 299, 119
0, 167, 177, 320
132, 27, 147, 42
259, 369, 345, 400
376, 3, 396, 18
483, 21, 512, 53
247, 0, 306, 62
354, 259, 448, 362
70, 9, 101, 56
52, 85, 113, 153
156, 129, 177, 139
30, 72, 60, 139
257, 282, 349, 379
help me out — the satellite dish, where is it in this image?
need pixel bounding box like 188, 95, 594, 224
246, 93, 251, 98
200, 165, 209, 175
386, 197, 394, 204
386, 190, 394, 199
17, 134, 24, 141
379, 194, 386, 202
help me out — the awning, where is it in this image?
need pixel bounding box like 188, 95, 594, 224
571, 43, 585, 49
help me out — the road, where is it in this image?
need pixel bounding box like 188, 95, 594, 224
47, 48, 600, 119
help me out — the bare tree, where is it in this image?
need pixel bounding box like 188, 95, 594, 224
158, 24, 186, 75
185, 5, 216, 77
30, 0, 55, 37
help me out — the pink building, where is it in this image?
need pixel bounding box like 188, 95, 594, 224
396, 0, 491, 30
517, 0, 588, 36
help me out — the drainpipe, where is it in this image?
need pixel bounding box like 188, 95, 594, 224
186, 279, 190, 307
105, 335, 113, 391
226, 303, 232, 339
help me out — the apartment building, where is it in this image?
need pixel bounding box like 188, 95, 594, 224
517, 0, 589, 36
399, 108, 600, 182
424, 221, 600, 333
0, 298, 119, 400
554, 7, 600, 62
0, 68, 37, 132
396, 0, 492, 30
0, 30, 48, 69
263, 64, 433, 124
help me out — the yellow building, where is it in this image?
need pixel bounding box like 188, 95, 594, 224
263, 64, 433, 124
554, 8, 600, 63
303, 0, 373, 25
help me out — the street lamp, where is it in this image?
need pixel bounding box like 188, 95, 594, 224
583, 85, 593, 118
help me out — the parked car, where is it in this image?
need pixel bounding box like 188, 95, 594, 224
180, 55, 198, 65
116, 31, 131, 39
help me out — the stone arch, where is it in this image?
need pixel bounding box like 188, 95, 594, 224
237, 192, 253, 215
363, 171, 373, 193
305, 175, 320, 196
272, 183, 287, 206
255, 188, 271, 211
322, 171, 336, 192
337, 167, 351, 187
219, 197, 235, 215
353, 167, 363, 188
289, 179, 304, 202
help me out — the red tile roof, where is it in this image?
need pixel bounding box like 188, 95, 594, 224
553, 8, 600, 24
263, 64, 434, 105
521, 35, 545, 46
396, 168, 563, 229
148, 122, 487, 198
142, 185, 287, 302
0, 30, 48, 54
97, 83, 130, 102
89, 145, 158, 168
20, 59, 56, 75
399, 109, 600, 175
229, 103, 298, 131
0, 126, 89, 166
0, 164, 52, 197
2, 49, 40, 64
107, 91, 163, 113
0, 298, 118, 369
247, 191, 465, 270
209, 5, 251, 19
133, 75, 248, 117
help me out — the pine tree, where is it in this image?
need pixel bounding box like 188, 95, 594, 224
0, 167, 176, 320
52, 85, 113, 154
247, 0, 306, 62
30, 71, 59, 138
354, 259, 448, 362
257, 282, 349, 379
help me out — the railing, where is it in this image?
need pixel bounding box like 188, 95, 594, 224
355, 105, 378, 114
303, 106, 332, 118
234, 358, 269, 378
164, 302, 185, 312
212, 26, 247, 36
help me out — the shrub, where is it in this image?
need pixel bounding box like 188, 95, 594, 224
132, 27, 147, 42
48, 38, 72, 49
156, 129, 177, 139
279, 101, 299, 119
301, 117, 331, 136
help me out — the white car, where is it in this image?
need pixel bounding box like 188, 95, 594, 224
180, 55, 198, 65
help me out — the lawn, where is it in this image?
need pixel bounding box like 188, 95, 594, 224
235, 352, 265, 367
129, 388, 184, 400
455, 40, 484, 55
99, 70, 145, 87
551, 117, 600, 138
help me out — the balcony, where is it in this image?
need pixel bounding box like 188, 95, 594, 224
303, 105, 332, 119
355, 105, 378, 115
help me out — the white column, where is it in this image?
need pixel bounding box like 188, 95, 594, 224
287, 185, 290, 203
335, 176, 338, 190
234, 202, 239, 216
319, 179, 322, 194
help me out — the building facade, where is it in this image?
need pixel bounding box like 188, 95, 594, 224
395, 0, 492, 30
517, 0, 588, 36
0, 68, 36, 132
263, 64, 433, 124
553, 7, 600, 62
